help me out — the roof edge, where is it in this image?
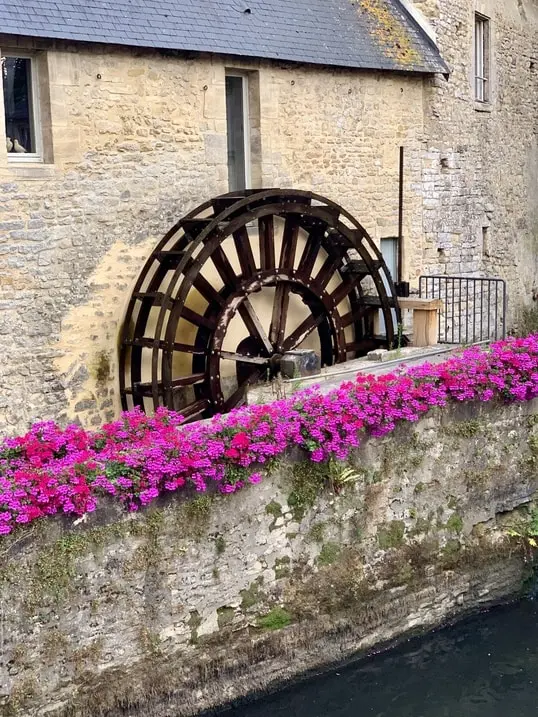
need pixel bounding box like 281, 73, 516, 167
0, 29, 446, 75
397, 0, 438, 44
395, 0, 450, 76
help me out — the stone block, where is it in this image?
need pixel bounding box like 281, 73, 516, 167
280, 350, 321, 378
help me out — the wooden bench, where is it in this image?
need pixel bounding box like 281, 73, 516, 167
398, 297, 443, 347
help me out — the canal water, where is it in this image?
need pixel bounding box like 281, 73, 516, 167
221, 600, 538, 717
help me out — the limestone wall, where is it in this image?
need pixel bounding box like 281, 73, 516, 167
417, 0, 538, 317
0, 40, 425, 435
1, 399, 537, 716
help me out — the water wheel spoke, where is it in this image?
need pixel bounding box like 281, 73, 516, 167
211, 245, 239, 287
125, 337, 206, 354
133, 373, 206, 396
259, 215, 276, 270
182, 307, 217, 330
280, 216, 300, 269
269, 283, 290, 349
193, 274, 226, 307
222, 369, 264, 412
315, 255, 344, 291
180, 399, 210, 421
219, 351, 268, 365
238, 299, 273, 356
233, 226, 257, 278
341, 304, 373, 328
282, 312, 325, 352
296, 228, 323, 279
330, 274, 363, 306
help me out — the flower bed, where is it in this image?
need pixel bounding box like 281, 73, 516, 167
1, 336, 538, 536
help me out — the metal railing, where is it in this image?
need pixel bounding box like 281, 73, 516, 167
418, 275, 507, 345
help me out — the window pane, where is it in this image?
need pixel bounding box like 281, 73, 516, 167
3, 57, 35, 154
474, 15, 490, 102
226, 75, 246, 191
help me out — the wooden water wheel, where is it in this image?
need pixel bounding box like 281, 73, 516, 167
119, 189, 401, 421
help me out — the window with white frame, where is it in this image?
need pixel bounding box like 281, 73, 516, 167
225, 73, 250, 191
474, 13, 490, 103
2, 54, 42, 159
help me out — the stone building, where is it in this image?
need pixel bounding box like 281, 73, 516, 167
0, 0, 536, 434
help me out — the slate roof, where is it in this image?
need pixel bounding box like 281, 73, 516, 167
0, 0, 448, 75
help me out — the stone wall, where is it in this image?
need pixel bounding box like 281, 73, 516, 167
1, 399, 537, 716
417, 0, 538, 318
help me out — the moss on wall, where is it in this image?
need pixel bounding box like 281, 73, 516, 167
1, 400, 537, 717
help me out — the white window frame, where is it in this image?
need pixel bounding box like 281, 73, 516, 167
474, 13, 490, 103
225, 71, 251, 190
2, 52, 43, 162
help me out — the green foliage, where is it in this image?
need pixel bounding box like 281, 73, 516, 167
25, 533, 89, 608
330, 462, 363, 491
409, 516, 431, 537
240, 578, 264, 609
441, 539, 462, 569
217, 606, 235, 629
318, 541, 341, 566
265, 500, 283, 520
446, 514, 464, 534
257, 606, 292, 631
506, 507, 538, 548
287, 461, 328, 521
443, 419, 484, 438
377, 520, 406, 549
307, 521, 326, 543
181, 495, 213, 538
274, 556, 291, 579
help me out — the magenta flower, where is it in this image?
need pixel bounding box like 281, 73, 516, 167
0, 335, 537, 535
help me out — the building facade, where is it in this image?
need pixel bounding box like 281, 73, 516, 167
0, 0, 536, 434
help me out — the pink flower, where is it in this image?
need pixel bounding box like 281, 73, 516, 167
0, 335, 538, 533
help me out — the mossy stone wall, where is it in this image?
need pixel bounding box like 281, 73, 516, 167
2, 399, 538, 716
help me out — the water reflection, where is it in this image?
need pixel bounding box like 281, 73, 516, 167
223, 601, 538, 717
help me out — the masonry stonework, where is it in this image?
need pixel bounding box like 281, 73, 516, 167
418, 0, 538, 309
0, 0, 537, 434
0, 400, 536, 716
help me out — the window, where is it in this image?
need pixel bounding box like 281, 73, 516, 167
225, 73, 250, 191
474, 14, 490, 103
2, 54, 41, 160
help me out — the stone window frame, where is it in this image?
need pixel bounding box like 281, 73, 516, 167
473, 12, 493, 110
2, 50, 44, 162
225, 70, 252, 191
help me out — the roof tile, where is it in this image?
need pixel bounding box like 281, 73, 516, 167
0, 0, 448, 74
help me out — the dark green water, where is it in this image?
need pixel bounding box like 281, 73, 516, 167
223, 601, 538, 717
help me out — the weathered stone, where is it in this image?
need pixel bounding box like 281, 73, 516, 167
280, 349, 321, 378
0, 399, 537, 716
